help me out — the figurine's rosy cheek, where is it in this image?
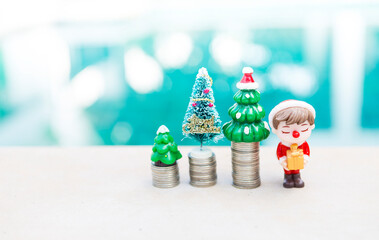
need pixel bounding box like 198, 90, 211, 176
300, 123, 309, 132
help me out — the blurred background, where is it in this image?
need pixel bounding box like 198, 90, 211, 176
0, 0, 378, 146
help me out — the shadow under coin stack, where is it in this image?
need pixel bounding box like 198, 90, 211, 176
231, 141, 260, 189
188, 151, 217, 187
151, 163, 180, 188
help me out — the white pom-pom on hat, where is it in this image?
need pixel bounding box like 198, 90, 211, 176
242, 67, 254, 74
268, 100, 316, 130
157, 125, 170, 134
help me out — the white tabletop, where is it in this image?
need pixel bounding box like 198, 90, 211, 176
0, 146, 378, 239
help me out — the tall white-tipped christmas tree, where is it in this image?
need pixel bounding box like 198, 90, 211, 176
182, 67, 221, 187
183, 67, 222, 147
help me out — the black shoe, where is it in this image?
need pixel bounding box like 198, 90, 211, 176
293, 173, 305, 188
283, 174, 294, 188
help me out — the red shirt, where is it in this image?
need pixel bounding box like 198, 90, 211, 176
276, 141, 310, 160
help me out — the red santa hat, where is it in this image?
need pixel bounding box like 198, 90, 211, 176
268, 100, 316, 129
236, 67, 259, 90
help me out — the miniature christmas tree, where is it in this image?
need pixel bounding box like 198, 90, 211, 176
183, 67, 221, 187
223, 67, 270, 189
182, 67, 222, 148
151, 125, 182, 167
223, 67, 270, 142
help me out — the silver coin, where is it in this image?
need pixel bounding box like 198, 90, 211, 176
231, 141, 261, 189
190, 182, 216, 188
151, 163, 180, 188
188, 152, 217, 188
232, 182, 261, 189
231, 142, 260, 152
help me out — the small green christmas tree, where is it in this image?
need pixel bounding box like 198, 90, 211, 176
151, 125, 182, 167
223, 67, 270, 142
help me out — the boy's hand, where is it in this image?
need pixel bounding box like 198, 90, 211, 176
304, 155, 310, 166
279, 156, 289, 170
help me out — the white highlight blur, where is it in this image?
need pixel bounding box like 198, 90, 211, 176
154, 33, 193, 68
210, 34, 242, 68
0, 1, 54, 35
269, 64, 317, 97
124, 48, 163, 94
70, 67, 105, 108
2, 27, 70, 104
331, 11, 365, 135
111, 122, 133, 144
243, 43, 271, 67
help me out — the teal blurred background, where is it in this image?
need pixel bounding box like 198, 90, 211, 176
0, 0, 378, 146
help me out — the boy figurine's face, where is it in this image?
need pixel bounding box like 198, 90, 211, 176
274, 120, 315, 145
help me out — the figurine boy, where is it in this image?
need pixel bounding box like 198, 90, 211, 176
269, 100, 316, 188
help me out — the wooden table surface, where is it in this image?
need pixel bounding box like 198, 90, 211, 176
0, 146, 378, 240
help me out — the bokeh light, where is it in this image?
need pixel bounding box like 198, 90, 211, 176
70, 66, 105, 108
124, 47, 163, 94
269, 64, 318, 97
154, 33, 193, 69
210, 34, 242, 69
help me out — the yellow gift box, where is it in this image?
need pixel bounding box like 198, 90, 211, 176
286, 144, 304, 170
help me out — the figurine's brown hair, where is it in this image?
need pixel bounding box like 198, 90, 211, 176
272, 107, 315, 129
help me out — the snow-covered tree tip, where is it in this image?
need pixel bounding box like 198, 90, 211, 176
157, 125, 169, 134
196, 67, 209, 78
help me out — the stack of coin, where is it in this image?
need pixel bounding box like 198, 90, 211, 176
151, 163, 180, 188
231, 141, 261, 189
188, 152, 217, 187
